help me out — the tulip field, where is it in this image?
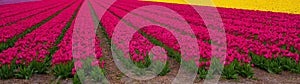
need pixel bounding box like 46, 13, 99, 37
0, 0, 300, 83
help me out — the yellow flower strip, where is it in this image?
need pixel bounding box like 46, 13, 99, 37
142, 0, 300, 14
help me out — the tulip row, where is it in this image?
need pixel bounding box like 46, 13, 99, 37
0, 0, 82, 79
95, 0, 300, 78
51, 1, 106, 83
90, 0, 172, 76
123, 0, 300, 58
132, 0, 299, 73
0, 0, 74, 42
110, 0, 300, 62
0, 0, 59, 17
114, 0, 300, 54
91, 0, 253, 79
0, 0, 77, 53
0, 0, 69, 27
101, 0, 250, 71
0, 3, 31, 13
115, 0, 300, 74
120, 0, 300, 31
113, 0, 300, 55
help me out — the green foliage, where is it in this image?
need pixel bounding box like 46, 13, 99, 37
90, 67, 106, 82
254, 34, 258, 40
251, 53, 282, 74
279, 57, 296, 71
113, 44, 171, 76
155, 61, 170, 76
1, 59, 49, 80
134, 57, 151, 69
281, 45, 287, 50
197, 58, 254, 79
250, 51, 300, 75
222, 60, 239, 79
0, 42, 8, 52
209, 58, 223, 74
15, 64, 34, 79
76, 69, 86, 83
0, 63, 16, 79
181, 61, 198, 74
236, 63, 254, 78
277, 57, 300, 74
30, 60, 48, 74
111, 45, 131, 69
292, 64, 300, 74
52, 62, 74, 78
133, 50, 152, 68
75, 58, 107, 83
208, 40, 212, 44
198, 67, 208, 79
72, 74, 82, 84
290, 46, 296, 53
48, 46, 59, 56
